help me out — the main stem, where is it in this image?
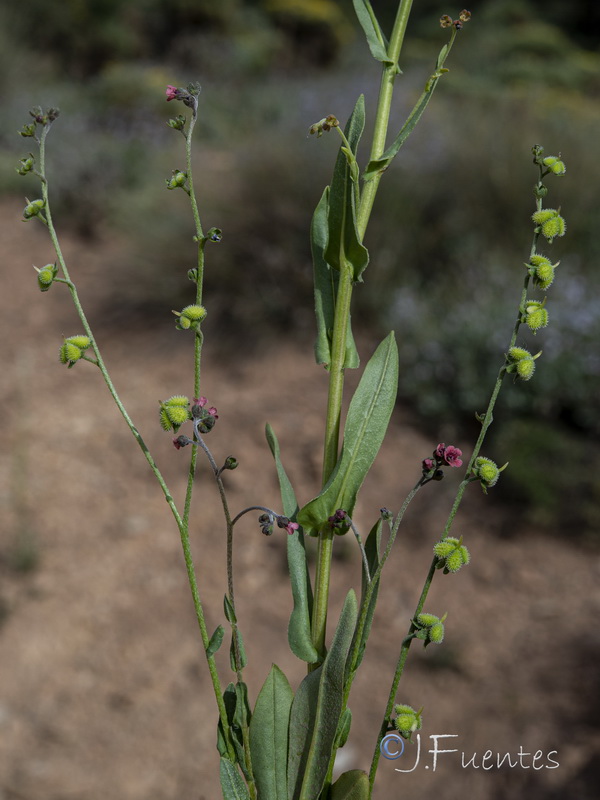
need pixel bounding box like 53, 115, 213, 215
310, 0, 415, 665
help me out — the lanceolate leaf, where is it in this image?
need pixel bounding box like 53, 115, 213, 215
265, 424, 318, 664
298, 333, 398, 535
352, 0, 393, 66
265, 422, 298, 519
219, 758, 251, 800
298, 590, 359, 800
249, 665, 294, 800
207, 624, 225, 658
312, 186, 360, 370
363, 39, 456, 181
348, 518, 382, 677
324, 95, 369, 282
287, 665, 322, 800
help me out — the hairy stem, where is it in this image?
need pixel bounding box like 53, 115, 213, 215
369, 557, 437, 789
37, 120, 235, 761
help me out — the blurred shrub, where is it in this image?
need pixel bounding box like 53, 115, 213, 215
263, 0, 353, 67
493, 418, 600, 542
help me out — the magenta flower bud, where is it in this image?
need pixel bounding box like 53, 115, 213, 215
422, 457, 434, 471
173, 435, 193, 450
166, 85, 179, 102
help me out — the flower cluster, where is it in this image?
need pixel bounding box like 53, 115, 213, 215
165, 82, 202, 110
164, 395, 219, 439
308, 115, 339, 137
328, 509, 348, 531
422, 443, 463, 479
258, 513, 299, 537
440, 9, 471, 30
18, 106, 60, 139
192, 396, 219, 434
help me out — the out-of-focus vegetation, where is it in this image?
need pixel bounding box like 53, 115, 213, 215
2, 0, 598, 537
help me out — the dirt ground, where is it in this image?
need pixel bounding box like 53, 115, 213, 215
1, 197, 599, 800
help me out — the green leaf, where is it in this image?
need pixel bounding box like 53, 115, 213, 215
224, 594, 237, 624
297, 590, 359, 800
324, 96, 369, 282
298, 333, 398, 535
349, 518, 383, 675
230, 627, 247, 671
249, 665, 294, 800
334, 707, 352, 749
330, 770, 370, 800
352, 0, 393, 66
287, 665, 322, 800
220, 758, 251, 800
265, 422, 298, 519
265, 424, 318, 664
363, 41, 454, 181
312, 187, 360, 370
207, 624, 225, 658
232, 681, 252, 779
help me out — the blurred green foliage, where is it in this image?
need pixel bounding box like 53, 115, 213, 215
2, 0, 598, 536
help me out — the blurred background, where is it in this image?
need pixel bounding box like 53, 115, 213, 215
1, 1, 599, 798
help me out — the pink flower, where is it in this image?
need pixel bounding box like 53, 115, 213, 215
285, 521, 299, 536
422, 457, 435, 471
194, 396, 207, 408
207, 406, 219, 418
435, 443, 447, 460
443, 446, 463, 468
166, 85, 179, 102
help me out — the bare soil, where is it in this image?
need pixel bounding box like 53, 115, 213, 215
1, 199, 598, 800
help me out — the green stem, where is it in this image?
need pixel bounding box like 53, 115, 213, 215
37, 121, 235, 762
182, 104, 205, 532
310, 260, 353, 665
311, 0, 415, 667
368, 198, 545, 790
357, 0, 414, 239
320, 480, 424, 784
369, 557, 437, 790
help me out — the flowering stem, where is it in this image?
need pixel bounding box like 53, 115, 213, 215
182, 103, 206, 533
345, 478, 424, 694
37, 121, 235, 762
368, 557, 437, 790
369, 185, 546, 790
